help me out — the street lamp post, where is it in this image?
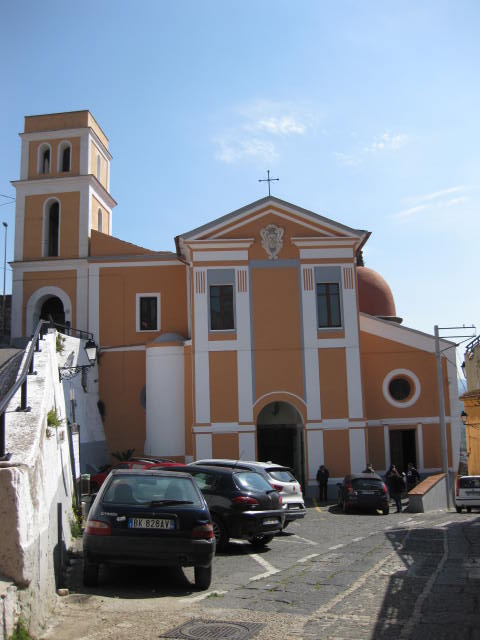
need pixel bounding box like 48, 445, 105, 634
2, 222, 7, 337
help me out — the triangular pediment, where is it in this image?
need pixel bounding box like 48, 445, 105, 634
176, 197, 369, 255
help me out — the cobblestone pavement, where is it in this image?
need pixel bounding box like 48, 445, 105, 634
40, 504, 480, 640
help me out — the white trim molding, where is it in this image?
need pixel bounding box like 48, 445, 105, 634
136, 292, 161, 332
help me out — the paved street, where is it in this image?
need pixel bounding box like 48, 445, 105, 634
41, 503, 480, 640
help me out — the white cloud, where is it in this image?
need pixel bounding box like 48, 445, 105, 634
215, 136, 277, 164
393, 186, 478, 221
214, 100, 312, 164
334, 131, 408, 166
367, 132, 408, 152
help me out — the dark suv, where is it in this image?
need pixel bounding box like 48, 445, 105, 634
337, 473, 390, 515
164, 464, 285, 550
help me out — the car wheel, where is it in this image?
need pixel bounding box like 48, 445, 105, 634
249, 534, 274, 548
212, 515, 229, 551
382, 506, 390, 515
456, 506, 462, 513
467, 507, 472, 513
194, 565, 212, 590
83, 560, 99, 587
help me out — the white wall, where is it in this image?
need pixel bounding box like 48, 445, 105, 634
0, 333, 75, 638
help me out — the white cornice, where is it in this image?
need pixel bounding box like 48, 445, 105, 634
292, 237, 358, 247
300, 248, 354, 259
12, 174, 117, 208
88, 259, 183, 268
360, 314, 453, 352
11, 258, 86, 272
188, 239, 255, 250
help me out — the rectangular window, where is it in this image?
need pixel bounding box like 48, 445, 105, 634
136, 294, 160, 332
210, 284, 234, 330
316, 283, 341, 328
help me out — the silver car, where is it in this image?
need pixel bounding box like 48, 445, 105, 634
191, 459, 306, 527
455, 475, 480, 513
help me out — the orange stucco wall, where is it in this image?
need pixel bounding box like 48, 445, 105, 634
28, 137, 81, 179
98, 350, 146, 457
318, 348, 349, 418
22, 270, 77, 334
323, 429, 351, 476
360, 332, 442, 420
98, 265, 187, 347
209, 351, 238, 422
367, 426, 386, 470
23, 192, 79, 259
212, 433, 239, 459
251, 266, 303, 401
421, 423, 452, 468
92, 195, 109, 233
90, 230, 157, 256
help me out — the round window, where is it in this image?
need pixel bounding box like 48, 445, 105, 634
382, 369, 421, 408
388, 377, 412, 401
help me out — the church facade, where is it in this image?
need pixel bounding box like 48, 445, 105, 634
11, 111, 461, 492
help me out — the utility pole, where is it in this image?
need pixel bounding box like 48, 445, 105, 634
434, 324, 475, 509
2, 222, 7, 337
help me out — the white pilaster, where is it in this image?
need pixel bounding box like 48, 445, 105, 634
11, 269, 23, 338
417, 424, 424, 472
384, 425, 390, 470
238, 432, 256, 459
76, 263, 89, 333
13, 191, 25, 262
236, 267, 253, 422
195, 434, 212, 459
194, 268, 210, 423
88, 265, 100, 343
307, 429, 324, 481
301, 267, 321, 420
349, 428, 367, 473
343, 285, 363, 418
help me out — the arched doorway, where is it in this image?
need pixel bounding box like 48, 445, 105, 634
256, 402, 305, 486
40, 296, 66, 326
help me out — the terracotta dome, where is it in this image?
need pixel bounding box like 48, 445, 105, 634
356, 266, 400, 321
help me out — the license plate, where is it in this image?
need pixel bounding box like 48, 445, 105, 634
361, 491, 375, 495
128, 518, 174, 530
288, 504, 300, 509
466, 490, 480, 496
263, 517, 279, 525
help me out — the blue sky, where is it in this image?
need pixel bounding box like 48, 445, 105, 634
0, 1, 478, 374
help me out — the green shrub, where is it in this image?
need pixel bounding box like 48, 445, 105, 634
56, 333, 65, 354
47, 408, 63, 428
9, 619, 33, 640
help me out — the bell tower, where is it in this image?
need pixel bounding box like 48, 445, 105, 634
11, 111, 116, 337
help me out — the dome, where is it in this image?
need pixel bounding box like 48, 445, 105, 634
356, 266, 400, 321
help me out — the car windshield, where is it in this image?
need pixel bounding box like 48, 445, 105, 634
352, 478, 384, 491
234, 471, 273, 492
103, 475, 202, 505
267, 469, 296, 482
459, 477, 480, 489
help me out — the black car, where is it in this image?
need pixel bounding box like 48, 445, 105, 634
337, 473, 390, 515
83, 469, 215, 589
163, 465, 285, 550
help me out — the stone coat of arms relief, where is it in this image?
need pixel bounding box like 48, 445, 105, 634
260, 224, 284, 260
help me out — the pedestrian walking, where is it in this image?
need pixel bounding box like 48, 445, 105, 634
406, 462, 420, 490
316, 464, 329, 501
385, 464, 404, 512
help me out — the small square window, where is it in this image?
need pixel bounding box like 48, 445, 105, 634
316, 282, 341, 328
210, 285, 234, 331
136, 294, 160, 332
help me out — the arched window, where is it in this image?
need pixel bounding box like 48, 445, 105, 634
38, 144, 51, 174
58, 142, 71, 172
47, 201, 59, 257
96, 154, 101, 180
97, 208, 103, 232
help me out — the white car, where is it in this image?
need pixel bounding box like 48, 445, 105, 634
190, 459, 306, 526
455, 475, 480, 513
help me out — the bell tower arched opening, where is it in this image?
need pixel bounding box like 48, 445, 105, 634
256, 401, 305, 487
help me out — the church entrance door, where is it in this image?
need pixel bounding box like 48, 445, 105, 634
256, 401, 305, 487
40, 296, 66, 327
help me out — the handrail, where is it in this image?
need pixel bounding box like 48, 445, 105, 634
48, 321, 93, 341
465, 334, 480, 354
0, 319, 50, 459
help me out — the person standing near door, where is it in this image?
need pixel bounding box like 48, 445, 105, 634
316, 464, 329, 501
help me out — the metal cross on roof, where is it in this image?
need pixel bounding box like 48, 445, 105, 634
258, 170, 279, 196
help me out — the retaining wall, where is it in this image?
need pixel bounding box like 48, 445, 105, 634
0, 333, 75, 639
